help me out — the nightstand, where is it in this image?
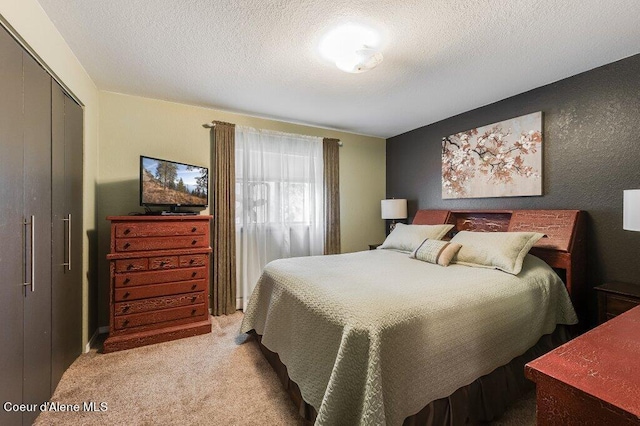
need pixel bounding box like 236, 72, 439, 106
368, 243, 381, 250
595, 282, 640, 324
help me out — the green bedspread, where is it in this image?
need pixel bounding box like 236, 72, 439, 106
240, 249, 577, 425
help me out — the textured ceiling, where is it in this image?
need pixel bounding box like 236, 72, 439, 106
36, 0, 640, 138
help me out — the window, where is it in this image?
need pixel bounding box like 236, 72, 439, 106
236, 180, 311, 224
235, 126, 324, 310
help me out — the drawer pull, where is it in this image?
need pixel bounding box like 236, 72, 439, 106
160, 261, 166, 266
124, 229, 130, 235
124, 242, 130, 249
191, 296, 197, 302
191, 284, 197, 290
123, 292, 130, 298
191, 309, 197, 315
123, 278, 130, 284
122, 319, 129, 326
191, 227, 197, 232
122, 306, 130, 312
191, 240, 197, 245
191, 272, 197, 277
127, 264, 134, 270
189, 259, 195, 264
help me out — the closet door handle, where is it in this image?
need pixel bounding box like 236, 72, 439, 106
63, 213, 72, 271
31, 216, 35, 291
23, 215, 35, 292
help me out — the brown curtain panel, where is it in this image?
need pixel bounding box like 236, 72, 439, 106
208, 121, 237, 315
323, 138, 341, 254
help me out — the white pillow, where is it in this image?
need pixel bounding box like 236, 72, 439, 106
378, 223, 454, 252
450, 231, 544, 275
410, 239, 462, 266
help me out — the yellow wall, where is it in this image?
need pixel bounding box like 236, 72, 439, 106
0, 0, 99, 349
98, 91, 386, 326
1, 0, 387, 335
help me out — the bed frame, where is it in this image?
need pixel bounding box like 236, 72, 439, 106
254, 209, 587, 425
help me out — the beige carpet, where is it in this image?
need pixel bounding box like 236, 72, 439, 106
35, 312, 535, 425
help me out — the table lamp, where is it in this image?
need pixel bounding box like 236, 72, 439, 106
381, 199, 407, 232
624, 189, 640, 231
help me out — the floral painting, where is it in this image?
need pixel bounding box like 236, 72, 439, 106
442, 112, 542, 199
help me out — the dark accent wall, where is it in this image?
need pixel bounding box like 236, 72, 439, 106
387, 54, 640, 325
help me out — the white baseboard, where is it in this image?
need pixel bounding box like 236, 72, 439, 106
85, 326, 109, 353
85, 331, 97, 353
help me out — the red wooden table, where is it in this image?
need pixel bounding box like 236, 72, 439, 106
525, 306, 640, 425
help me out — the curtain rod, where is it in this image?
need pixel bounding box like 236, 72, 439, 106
203, 121, 343, 146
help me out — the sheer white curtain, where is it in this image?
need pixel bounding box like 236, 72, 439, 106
235, 126, 324, 310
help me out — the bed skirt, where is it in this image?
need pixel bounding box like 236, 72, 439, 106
250, 326, 571, 425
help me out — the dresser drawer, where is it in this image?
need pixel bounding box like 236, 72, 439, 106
115, 235, 208, 252
114, 303, 207, 330
115, 280, 206, 302
115, 221, 207, 238
148, 255, 179, 270
114, 267, 206, 287
115, 258, 148, 273
115, 292, 205, 316
605, 295, 640, 317
179, 254, 208, 267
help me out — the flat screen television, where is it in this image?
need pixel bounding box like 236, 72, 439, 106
140, 155, 208, 211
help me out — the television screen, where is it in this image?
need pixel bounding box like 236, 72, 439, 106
140, 156, 208, 207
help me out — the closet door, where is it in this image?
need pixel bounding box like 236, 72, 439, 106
51, 83, 83, 391
66, 95, 84, 354
22, 52, 53, 426
0, 26, 26, 426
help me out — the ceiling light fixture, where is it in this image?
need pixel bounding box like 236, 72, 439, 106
319, 24, 384, 73
335, 48, 384, 74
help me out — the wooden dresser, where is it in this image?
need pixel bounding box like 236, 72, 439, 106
103, 215, 212, 353
525, 306, 640, 425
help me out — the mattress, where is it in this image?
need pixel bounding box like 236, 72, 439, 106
240, 249, 577, 425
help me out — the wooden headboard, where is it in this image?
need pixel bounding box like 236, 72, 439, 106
413, 209, 587, 324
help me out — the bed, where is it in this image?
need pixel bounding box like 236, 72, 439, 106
240, 209, 586, 425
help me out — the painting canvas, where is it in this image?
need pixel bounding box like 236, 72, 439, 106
442, 112, 543, 199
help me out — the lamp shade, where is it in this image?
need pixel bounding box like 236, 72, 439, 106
381, 199, 407, 220
623, 189, 640, 231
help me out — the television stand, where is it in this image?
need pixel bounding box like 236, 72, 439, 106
160, 211, 198, 216
140, 205, 201, 216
